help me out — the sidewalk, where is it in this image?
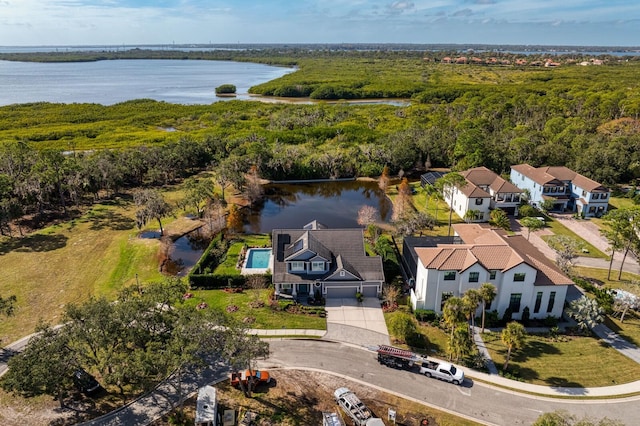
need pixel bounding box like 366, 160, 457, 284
512, 215, 640, 275
249, 328, 325, 338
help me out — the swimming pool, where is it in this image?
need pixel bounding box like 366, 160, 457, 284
242, 248, 272, 274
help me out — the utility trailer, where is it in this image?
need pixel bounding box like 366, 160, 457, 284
333, 387, 384, 426
375, 345, 423, 370
376, 345, 464, 385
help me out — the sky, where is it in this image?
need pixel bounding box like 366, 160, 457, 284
0, 0, 639, 47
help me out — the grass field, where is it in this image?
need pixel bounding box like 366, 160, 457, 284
541, 217, 607, 259
0, 199, 171, 343
482, 330, 640, 387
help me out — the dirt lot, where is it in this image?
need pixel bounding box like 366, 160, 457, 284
154, 369, 480, 426
0, 370, 480, 426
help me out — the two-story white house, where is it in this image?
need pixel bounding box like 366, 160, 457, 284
444, 167, 523, 222
272, 221, 385, 300
510, 164, 610, 217
407, 223, 572, 320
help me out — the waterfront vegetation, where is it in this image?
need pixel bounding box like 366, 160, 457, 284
3, 49, 640, 395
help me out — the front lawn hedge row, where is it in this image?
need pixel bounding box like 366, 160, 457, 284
190, 231, 227, 275
189, 274, 247, 289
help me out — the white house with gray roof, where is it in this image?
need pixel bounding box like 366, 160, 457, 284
510, 164, 610, 217
409, 223, 572, 320
272, 221, 385, 299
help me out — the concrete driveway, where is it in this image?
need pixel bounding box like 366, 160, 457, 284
323, 298, 390, 347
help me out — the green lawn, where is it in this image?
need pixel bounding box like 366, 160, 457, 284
541, 217, 607, 259
0, 200, 168, 342
385, 305, 640, 388
482, 330, 640, 387
386, 180, 463, 237
186, 289, 326, 330
214, 234, 271, 275
591, 195, 639, 230
573, 266, 640, 293
606, 312, 640, 347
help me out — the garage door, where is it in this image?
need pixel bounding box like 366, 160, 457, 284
361, 286, 379, 298
325, 286, 358, 298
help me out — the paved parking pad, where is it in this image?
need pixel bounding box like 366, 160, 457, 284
323, 298, 390, 346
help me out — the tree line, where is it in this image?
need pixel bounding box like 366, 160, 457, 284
0, 279, 268, 409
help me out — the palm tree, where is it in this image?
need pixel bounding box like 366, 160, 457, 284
442, 296, 466, 360
462, 289, 481, 337
478, 283, 497, 333
424, 184, 443, 224
464, 209, 480, 223
489, 208, 511, 231
501, 321, 526, 371
435, 172, 467, 236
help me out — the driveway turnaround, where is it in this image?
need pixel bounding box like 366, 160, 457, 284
323, 298, 390, 346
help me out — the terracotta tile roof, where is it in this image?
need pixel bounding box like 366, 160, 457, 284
513, 164, 608, 193
414, 246, 479, 272
460, 166, 523, 197
452, 223, 503, 245
462, 185, 491, 198
417, 224, 572, 286
470, 245, 519, 270
511, 164, 562, 186
502, 234, 573, 286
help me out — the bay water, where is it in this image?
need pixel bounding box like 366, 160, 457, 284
0, 59, 294, 106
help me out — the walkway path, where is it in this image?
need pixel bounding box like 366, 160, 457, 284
511, 215, 640, 275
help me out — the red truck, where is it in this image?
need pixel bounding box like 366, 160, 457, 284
229, 369, 271, 389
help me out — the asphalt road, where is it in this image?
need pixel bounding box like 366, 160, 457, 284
263, 339, 640, 426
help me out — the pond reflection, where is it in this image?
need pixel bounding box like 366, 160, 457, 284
164, 227, 210, 276
244, 180, 392, 233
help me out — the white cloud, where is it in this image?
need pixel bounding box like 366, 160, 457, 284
1, 0, 639, 46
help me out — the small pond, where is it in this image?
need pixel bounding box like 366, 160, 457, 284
163, 227, 210, 276
244, 180, 392, 234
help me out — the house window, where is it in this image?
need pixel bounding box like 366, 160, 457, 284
547, 291, 556, 313
592, 193, 599, 200
534, 292, 543, 313
311, 261, 325, 272
340, 271, 345, 277
514, 195, 520, 203
509, 293, 522, 313
513, 273, 526, 282
443, 271, 456, 281
440, 291, 454, 310
601, 193, 608, 200
469, 272, 479, 283
582, 190, 587, 197
589, 206, 596, 213
290, 261, 305, 272
475, 198, 483, 205
489, 270, 497, 280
